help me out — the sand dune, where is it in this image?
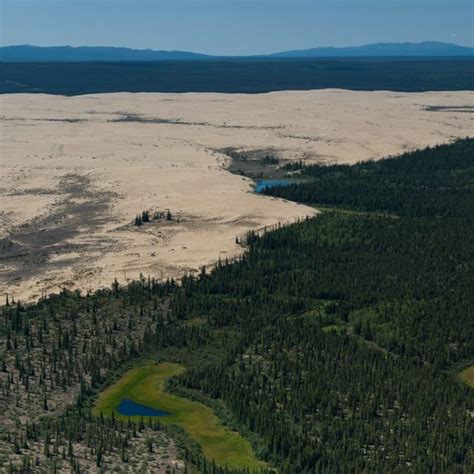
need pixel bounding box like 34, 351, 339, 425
1, 90, 472, 301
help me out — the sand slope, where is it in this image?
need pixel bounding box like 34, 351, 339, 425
1, 90, 472, 301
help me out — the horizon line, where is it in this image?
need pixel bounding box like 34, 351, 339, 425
1, 40, 474, 58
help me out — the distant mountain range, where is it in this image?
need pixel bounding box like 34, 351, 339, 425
270, 42, 474, 58
0, 45, 210, 62
1, 42, 473, 62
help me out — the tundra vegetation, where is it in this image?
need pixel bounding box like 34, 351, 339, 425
1, 139, 473, 472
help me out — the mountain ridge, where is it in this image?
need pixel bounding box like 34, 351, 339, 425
0, 44, 211, 62
1, 41, 473, 62
270, 41, 474, 58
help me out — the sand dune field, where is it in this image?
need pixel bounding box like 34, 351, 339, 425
1, 90, 472, 301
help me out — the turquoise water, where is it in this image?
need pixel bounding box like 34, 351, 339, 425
117, 399, 170, 417
255, 179, 292, 193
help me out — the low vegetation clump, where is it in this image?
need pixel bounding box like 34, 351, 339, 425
282, 159, 306, 171
1, 139, 473, 472
134, 209, 173, 226
224, 148, 286, 180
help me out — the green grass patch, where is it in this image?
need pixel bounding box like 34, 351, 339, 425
459, 364, 474, 388
184, 317, 207, 327
311, 203, 396, 218
322, 324, 346, 334
93, 363, 268, 471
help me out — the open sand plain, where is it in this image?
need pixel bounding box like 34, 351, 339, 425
1, 90, 473, 301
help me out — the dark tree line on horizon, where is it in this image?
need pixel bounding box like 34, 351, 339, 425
1, 60, 473, 95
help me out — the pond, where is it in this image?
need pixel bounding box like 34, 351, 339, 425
255, 179, 292, 193
117, 399, 170, 417
95, 363, 268, 469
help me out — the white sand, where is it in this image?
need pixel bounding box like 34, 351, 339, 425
1, 90, 472, 301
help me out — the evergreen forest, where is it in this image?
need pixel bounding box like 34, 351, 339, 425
1, 139, 473, 472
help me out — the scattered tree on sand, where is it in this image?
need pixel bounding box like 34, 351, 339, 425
142, 210, 150, 223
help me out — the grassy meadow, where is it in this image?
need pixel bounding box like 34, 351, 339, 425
93, 363, 268, 471
459, 365, 474, 389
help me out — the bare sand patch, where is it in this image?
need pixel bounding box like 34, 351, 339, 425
1, 90, 472, 301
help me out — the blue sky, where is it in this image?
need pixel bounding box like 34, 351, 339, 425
1, 1, 473, 55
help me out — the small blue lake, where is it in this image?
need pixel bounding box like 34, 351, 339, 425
255, 179, 292, 193
117, 399, 170, 417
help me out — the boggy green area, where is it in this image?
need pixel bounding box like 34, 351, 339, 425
94, 363, 268, 471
